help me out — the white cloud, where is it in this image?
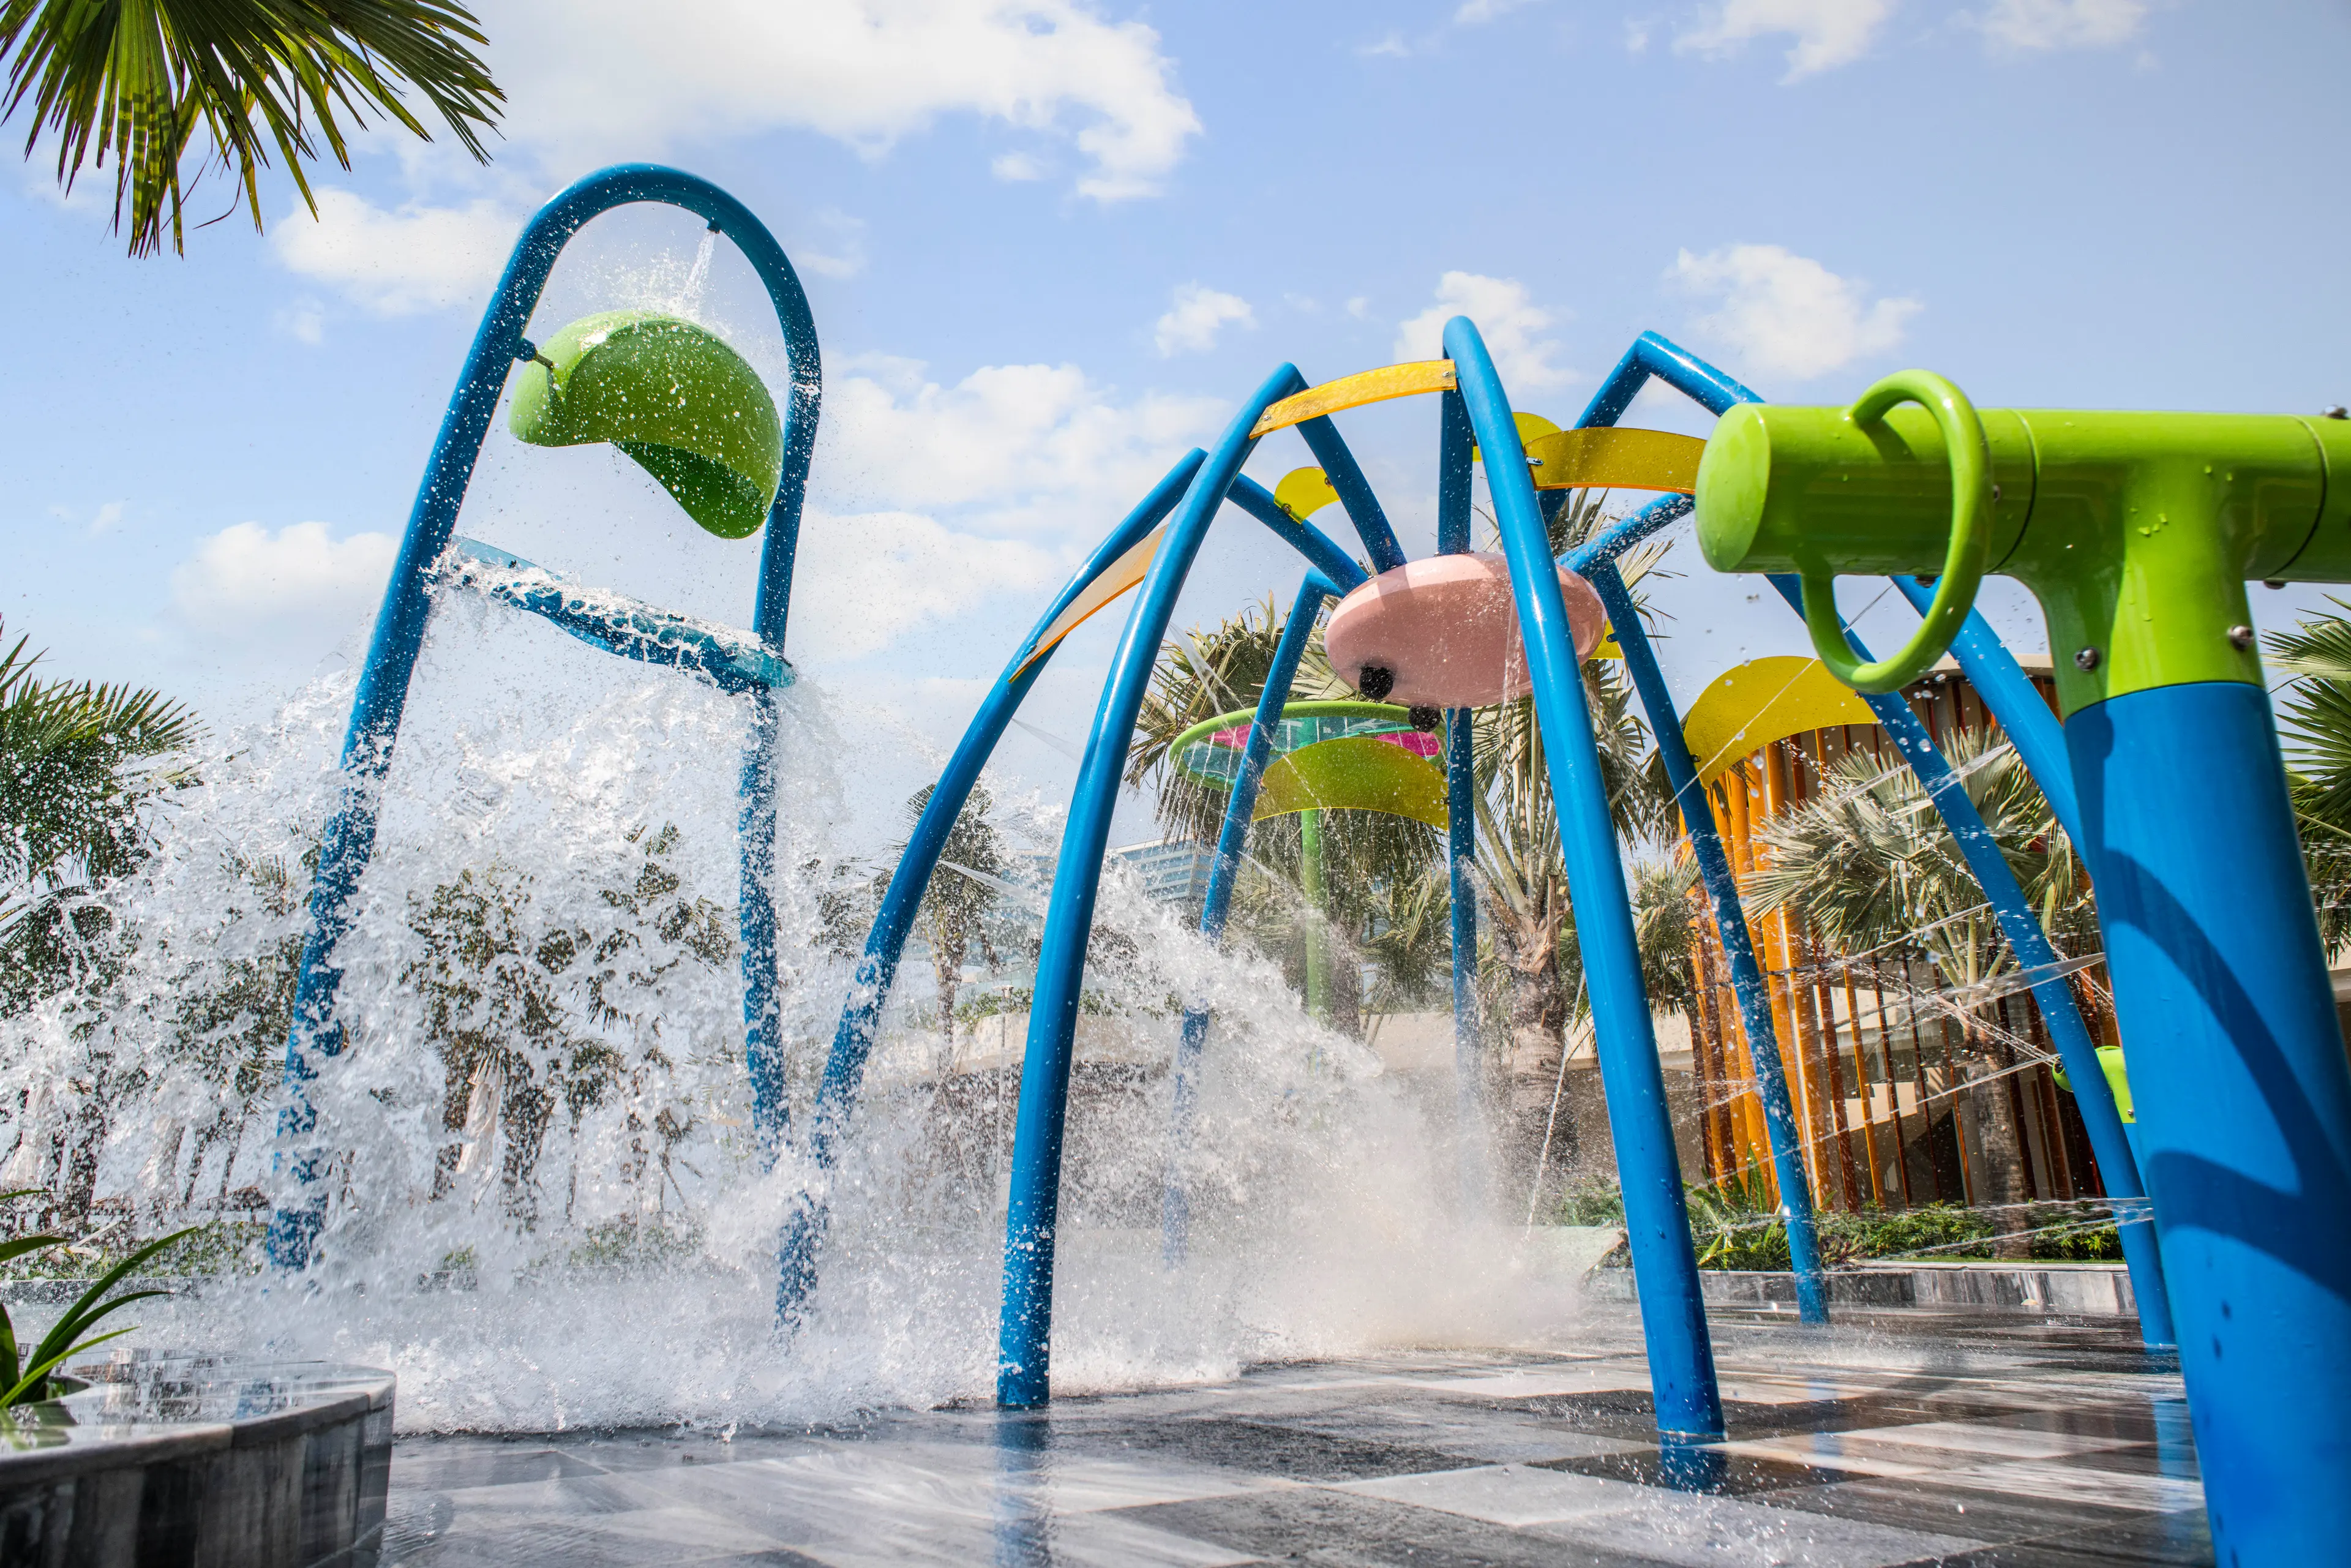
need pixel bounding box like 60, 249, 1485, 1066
1975, 0, 2145, 51
1676, 0, 1894, 81
170, 522, 398, 648
89, 502, 124, 537
1153, 284, 1255, 357
274, 297, 327, 343
991, 151, 1047, 181
1357, 32, 1411, 57
479, 0, 1199, 202
1667, 242, 1920, 381
1393, 272, 1573, 394
1344, 296, 1371, 320
1455, 0, 1537, 21
790, 511, 1056, 659
270, 189, 520, 315
777, 351, 1228, 659
817, 356, 1228, 535
796, 209, 869, 280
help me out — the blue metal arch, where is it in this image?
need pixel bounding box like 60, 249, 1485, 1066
268, 164, 822, 1266
1565, 332, 2169, 1348
773, 448, 1374, 1326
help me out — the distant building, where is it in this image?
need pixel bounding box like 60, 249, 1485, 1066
1111, 838, 1215, 909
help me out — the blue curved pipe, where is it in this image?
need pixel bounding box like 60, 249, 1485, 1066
1765, 576, 2175, 1348
1447, 317, 1725, 1439
1583, 564, 1829, 1324
1891, 579, 2085, 848
1439, 389, 1483, 1204
268, 164, 821, 1267
1227, 476, 1373, 593
773, 448, 1203, 1321
997, 364, 1307, 1406
1294, 415, 1409, 572
1160, 570, 1341, 1264
774, 457, 1366, 1325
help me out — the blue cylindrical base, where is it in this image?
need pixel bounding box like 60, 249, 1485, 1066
2068, 681, 2351, 1564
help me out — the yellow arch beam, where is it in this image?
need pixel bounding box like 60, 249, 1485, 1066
1250, 360, 1458, 438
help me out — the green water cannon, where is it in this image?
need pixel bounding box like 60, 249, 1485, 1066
1693, 370, 2351, 713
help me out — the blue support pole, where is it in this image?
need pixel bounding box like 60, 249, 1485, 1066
1160, 572, 1340, 1265
267, 165, 821, 1267
1583, 563, 1829, 1325
774, 449, 1205, 1322
1439, 389, 1485, 1206
2068, 680, 2351, 1562
1766, 577, 2175, 1349
775, 460, 1364, 1325
1570, 331, 2148, 1335
1891, 580, 2085, 846
1294, 415, 1409, 573
1447, 316, 1723, 1439
997, 364, 1307, 1407
1560, 411, 1829, 1325
1226, 476, 1377, 592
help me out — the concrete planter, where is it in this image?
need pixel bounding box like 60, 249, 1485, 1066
1585, 1259, 2138, 1318
0, 1351, 392, 1567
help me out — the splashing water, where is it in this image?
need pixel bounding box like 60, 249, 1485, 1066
0, 587, 1578, 1435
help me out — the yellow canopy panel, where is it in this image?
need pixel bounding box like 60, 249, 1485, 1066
1524, 427, 1707, 493
1682, 656, 1878, 784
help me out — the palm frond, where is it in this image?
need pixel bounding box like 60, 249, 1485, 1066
2, 0, 503, 256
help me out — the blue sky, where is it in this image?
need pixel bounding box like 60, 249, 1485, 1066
6, 0, 2349, 828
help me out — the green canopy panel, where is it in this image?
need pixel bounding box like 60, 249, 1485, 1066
509, 310, 784, 539
1170, 700, 1427, 787
1252, 734, 1449, 830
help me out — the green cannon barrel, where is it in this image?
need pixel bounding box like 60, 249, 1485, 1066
1695, 397, 2351, 713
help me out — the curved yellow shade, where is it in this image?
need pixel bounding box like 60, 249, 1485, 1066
1682, 656, 1878, 784
1274, 467, 1341, 521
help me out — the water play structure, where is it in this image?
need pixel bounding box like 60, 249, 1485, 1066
266, 165, 2350, 1563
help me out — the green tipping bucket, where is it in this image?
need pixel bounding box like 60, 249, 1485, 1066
509, 310, 784, 540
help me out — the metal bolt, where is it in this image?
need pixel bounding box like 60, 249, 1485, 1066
2229, 625, 2255, 650
2075, 648, 2102, 672
2264, 579, 2286, 590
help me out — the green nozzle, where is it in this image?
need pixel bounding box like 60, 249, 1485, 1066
1695, 383, 2351, 713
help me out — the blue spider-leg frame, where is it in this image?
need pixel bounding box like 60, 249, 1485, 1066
268, 165, 821, 1266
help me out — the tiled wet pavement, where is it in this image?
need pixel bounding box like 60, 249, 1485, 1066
383, 1306, 2208, 1566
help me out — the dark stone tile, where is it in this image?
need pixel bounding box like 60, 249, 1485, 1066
1111, 1487, 1672, 1568
1534, 1446, 1848, 1497
1051, 1416, 1474, 1483
1760, 1477, 2149, 1546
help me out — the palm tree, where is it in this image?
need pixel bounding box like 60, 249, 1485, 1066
2, 0, 503, 256
1, 619, 198, 1014
899, 782, 1005, 1057
1741, 724, 2088, 1242
1125, 596, 1443, 1036
2264, 599, 2351, 951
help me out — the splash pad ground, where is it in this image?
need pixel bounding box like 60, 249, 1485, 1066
381, 1304, 2202, 1567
